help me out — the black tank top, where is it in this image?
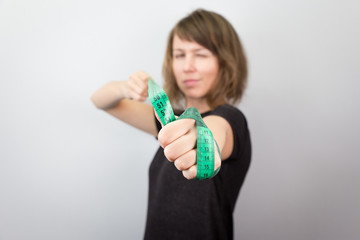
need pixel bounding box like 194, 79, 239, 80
144, 104, 251, 240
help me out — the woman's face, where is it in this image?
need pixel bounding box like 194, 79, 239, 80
172, 35, 219, 102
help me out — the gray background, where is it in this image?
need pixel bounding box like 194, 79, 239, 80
1, 0, 359, 239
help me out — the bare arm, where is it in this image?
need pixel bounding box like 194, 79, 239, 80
90, 71, 157, 137
203, 115, 233, 160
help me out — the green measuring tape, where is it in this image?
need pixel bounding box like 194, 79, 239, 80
148, 78, 221, 180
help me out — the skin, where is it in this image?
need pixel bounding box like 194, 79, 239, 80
172, 35, 219, 113
91, 35, 233, 179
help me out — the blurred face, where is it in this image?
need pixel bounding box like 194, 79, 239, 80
172, 35, 219, 102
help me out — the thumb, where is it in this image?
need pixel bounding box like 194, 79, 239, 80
154, 109, 163, 127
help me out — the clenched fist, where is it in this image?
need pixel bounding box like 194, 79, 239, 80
123, 71, 150, 102
157, 117, 221, 180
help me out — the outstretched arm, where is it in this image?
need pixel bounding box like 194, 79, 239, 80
90, 71, 157, 136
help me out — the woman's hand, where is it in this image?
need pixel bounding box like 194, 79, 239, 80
123, 71, 150, 102
91, 70, 151, 109
157, 118, 221, 180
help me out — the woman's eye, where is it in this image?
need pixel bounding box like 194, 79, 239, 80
174, 54, 185, 59
196, 53, 208, 58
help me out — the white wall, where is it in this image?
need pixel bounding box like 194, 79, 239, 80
0, 0, 359, 239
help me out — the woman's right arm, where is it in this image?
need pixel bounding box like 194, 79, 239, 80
90, 71, 157, 137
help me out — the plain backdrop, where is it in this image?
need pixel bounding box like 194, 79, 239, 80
1, 0, 359, 239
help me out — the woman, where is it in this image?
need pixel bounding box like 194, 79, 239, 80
91, 9, 251, 240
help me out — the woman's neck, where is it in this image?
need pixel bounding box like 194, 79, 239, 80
185, 98, 211, 114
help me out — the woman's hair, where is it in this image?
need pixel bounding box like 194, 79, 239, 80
163, 9, 248, 109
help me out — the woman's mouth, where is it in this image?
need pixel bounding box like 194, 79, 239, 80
183, 79, 199, 87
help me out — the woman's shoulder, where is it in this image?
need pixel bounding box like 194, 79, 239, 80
211, 104, 250, 160
211, 104, 247, 121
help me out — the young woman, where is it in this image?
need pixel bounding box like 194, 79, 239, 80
91, 9, 251, 240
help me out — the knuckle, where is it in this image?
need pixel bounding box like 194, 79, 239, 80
164, 146, 175, 162
157, 130, 166, 147
182, 171, 191, 180
157, 128, 170, 147
183, 168, 196, 180
139, 88, 147, 96
139, 71, 149, 79
174, 159, 184, 170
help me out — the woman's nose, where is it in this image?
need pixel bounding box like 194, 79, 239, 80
183, 56, 196, 72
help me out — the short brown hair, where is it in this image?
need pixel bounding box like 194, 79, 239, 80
163, 9, 248, 109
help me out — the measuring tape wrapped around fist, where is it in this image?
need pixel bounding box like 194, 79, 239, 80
148, 78, 221, 180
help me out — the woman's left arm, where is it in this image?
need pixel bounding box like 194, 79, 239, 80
203, 115, 234, 160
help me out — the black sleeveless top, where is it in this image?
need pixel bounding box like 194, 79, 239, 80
144, 104, 251, 240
